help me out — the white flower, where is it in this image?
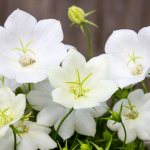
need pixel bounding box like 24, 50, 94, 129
0, 87, 26, 137
0, 121, 57, 150
27, 80, 107, 140
107, 89, 150, 143
105, 28, 150, 88
0, 76, 21, 91
0, 9, 67, 83
48, 49, 118, 109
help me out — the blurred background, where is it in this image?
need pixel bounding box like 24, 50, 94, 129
0, 0, 150, 57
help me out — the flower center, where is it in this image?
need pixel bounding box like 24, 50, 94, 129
17, 123, 29, 134
127, 51, 144, 75
66, 69, 92, 98
19, 54, 36, 67
123, 99, 139, 120
0, 108, 15, 127
124, 110, 139, 120
13, 39, 36, 67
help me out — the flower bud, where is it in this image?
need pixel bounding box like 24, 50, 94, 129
80, 144, 92, 150
111, 111, 122, 122
68, 6, 85, 25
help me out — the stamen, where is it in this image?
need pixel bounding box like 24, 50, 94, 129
13, 39, 36, 67
127, 50, 144, 75
66, 69, 92, 98
0, 108, 15, 126
13, 39, 34, 54
19, 55, 36, 67
132, 63, 144, 75
123, 99, 139, 120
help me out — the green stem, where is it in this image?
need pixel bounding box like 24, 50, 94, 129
83, 24, 93, 59
141, 81, 148, 93
121, 122, 126, 149
10, 125, 17, 150
28, 83, 32, 91
70, 133, 79, 149
54, 108, 74, 140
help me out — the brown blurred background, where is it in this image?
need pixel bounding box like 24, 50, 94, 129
0, 0, 150, 57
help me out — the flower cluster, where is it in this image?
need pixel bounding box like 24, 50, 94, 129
0, 6, 150, 150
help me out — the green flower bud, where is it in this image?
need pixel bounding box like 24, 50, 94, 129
80, 144, 92, 150
111, 111, 122, 122
68, 6, 85, 25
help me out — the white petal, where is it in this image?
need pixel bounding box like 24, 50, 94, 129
89, 103, 107, 118
138, 26, 150, 55
0, 87, 15, 104
105, 29, 137, 55
27, 90, 52, 111
29, 130, 57, 149
52, 87, 75, 108
62, 49, 86, 73
87, 80, 118, 103
54, 109, 75, 140
86, 54, 110, 79
74, 110, 96, 136
17, 135, 37, 150
23, 121, 50, 134
107, 120, 120, 131
118, 124, 137, 144
3, 78, 21, 91
4, 9, 37, 37
135, 117, 150, 140
37, 105, 64, 126
0, 129, 14, 150
106, 55, 146, 88
128, 89, 144, 106
13, 64, 47, 83
0, 125, 9, 137
33, 19, 63, 46
37, 43, 67, 68
73, 97, 100, 109
11, 94, 26, 124
48, 66, 69, 88
32, 79, 52, 92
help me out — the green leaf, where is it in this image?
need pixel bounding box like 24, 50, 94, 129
90, 142, 103, 150
105, 136, 112, 150
103, 129, 112, 141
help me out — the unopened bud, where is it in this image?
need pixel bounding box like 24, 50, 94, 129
111, 111, 122, 122
68, 6, 85, 25
80, 144, 92, 150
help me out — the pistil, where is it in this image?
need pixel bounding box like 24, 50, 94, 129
66, 69, 92, 98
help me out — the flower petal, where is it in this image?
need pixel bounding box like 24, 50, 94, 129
33, 19, 63, 47
62, 49, 86, 73
118, 123, 137, 144
74, 110, 96, 136
52, 87, 75, 108
105, 29, 137, 55
107, 120, 120, 131
54, 109, 75, 140
29, 131, 57, 149
0, 129, 14, 150
17, 135, 37, 150
89, 103, 107, 118
37, 105, 64, 126
4, 9, 37, 38
27, 90, 52, 111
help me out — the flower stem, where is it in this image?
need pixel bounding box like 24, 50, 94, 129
83, 24, 93, 59
10, 125, 17, 150
121, 121, 126, 149
28, 83, 32, 91
141, 80, 148, 93
54, 108, 74, 140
